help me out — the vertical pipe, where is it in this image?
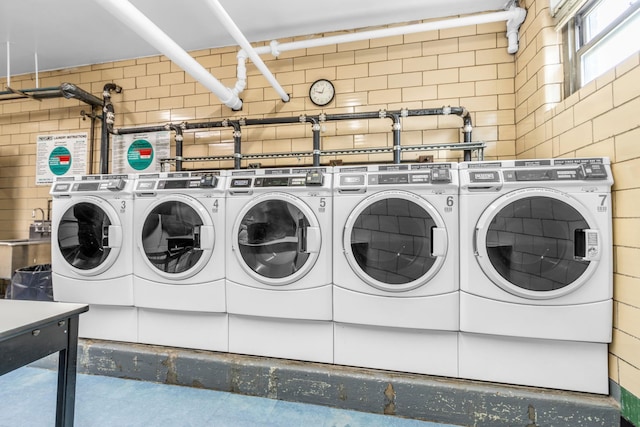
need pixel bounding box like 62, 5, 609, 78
230, 121, 242, 169
34, 52, 39, 88
171, 124, 184, 172
100, 102, 112, 174
390, 114, 402, 164
303, 117, 321, 167
101, 84, 119, 174
88, 107, 97, 175
6, 42, 10, 87
462, 113, 473, 161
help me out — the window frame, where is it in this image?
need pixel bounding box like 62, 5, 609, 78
562, 0, 640, 96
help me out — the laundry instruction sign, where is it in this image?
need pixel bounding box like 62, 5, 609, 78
112, 131, 170, 173
36, 133, 88, 185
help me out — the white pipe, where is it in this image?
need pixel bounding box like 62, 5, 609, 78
203, 0, 290, 102
506, 6, 527, 54
267, 8, 526, 56
6, 41, 10, 87
34, 52, 39, 88
236, 8, 527, 94
95, 0, 242, 110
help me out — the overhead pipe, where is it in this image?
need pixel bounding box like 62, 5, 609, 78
0, 83, 103, 106
203, 0, 290, 103
95, 0, 243, 110
234, 8, 527, 97
60, 83, 104, 107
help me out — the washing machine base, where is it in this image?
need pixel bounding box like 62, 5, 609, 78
138, 308, 228, 352
460, 292, 613, 342
78, 304, 138, 343
334, 323, 458, 377
458, 332, 609, 394
334, 286, 459, 330
226, 281, 332, 320
53, 273, 134, 306
228, 314, 333, 363
134, 277, 226, 312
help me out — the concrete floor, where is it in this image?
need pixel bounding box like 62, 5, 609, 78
0, 366, 453, 427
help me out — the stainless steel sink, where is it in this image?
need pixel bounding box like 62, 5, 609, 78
0, 239, 52, 280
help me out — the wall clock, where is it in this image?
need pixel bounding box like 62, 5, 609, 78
309, 79, 335, 106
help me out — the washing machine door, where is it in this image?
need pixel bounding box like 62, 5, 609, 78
232, 192, 321, 286
343, 190, 448, 292
138, 195, 215, 280
56, 196, 123, 275
474, 187, 601, 299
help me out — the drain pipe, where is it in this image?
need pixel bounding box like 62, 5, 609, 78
96, 0, 243, 110
235, 8, 526, 98
203, 0, 289, 103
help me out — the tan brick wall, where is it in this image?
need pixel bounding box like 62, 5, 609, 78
517, 0, 640, 398
0, 17, 516, 239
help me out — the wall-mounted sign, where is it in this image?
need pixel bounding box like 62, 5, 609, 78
112, 131, 170, 173
36, 133, 88, 185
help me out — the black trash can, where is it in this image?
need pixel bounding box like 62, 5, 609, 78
5, 264, 53, 301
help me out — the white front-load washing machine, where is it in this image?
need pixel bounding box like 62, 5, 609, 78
333, 163, 459, 377
458, 158, 613, 394
50, 174, 137, 342
133, 171, 227, 351
225, 167, 332, 363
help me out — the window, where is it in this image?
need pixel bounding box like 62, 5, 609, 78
561, 0, 640, 95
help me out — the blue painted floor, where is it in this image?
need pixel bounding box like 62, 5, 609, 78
0, 366, 458, 427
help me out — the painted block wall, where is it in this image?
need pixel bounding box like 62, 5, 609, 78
516, 0, 640, 423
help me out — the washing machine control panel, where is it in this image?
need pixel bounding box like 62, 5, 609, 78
502, 164, 609, 182
229, 168, 327, 188
51, 174, 132, 193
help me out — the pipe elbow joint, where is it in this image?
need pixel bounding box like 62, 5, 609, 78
506, 6, 527, 54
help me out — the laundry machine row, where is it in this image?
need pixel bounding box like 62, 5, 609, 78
49, 157, 613, 394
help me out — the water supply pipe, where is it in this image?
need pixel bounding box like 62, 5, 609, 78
95, 0, 243, 110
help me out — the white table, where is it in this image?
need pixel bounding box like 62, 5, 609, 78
0, 300, 89, 427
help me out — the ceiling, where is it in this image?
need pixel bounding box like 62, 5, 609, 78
1, 0, 510, 81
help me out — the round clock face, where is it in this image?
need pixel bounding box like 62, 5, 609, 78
309, 79, 335, 106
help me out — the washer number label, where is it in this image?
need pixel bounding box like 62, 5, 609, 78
319, 197, 327, 213
445, 196, 454, 213
597, 194, 608, 212
212, 199, 219, 213
120, 201, 127, 213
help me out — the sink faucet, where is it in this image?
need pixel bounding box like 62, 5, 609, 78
32, 208, 45, 223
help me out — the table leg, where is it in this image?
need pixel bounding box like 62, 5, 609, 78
55, 315, 80, 427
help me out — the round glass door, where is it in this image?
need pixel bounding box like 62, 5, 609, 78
140, 199, 212, 278
234, 193, 321, 285
475, 189, 599, 299
343, 191, 448, 292
57, 200, 121, 274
